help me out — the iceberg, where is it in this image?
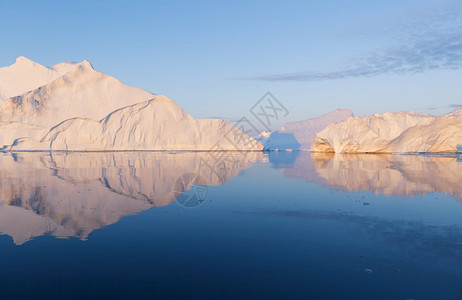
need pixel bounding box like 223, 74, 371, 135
383, 116, 462, 153
6, 96, 262, 151
445, 106, 462, 119
0, 60, 153, 127
311, 109, 462, 153
263, 108, 353, 150
0, 57, 261, 151
0, 56, 78, 102
0, 121, 49, 148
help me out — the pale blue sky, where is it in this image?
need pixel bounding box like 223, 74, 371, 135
1, 0, 461, 128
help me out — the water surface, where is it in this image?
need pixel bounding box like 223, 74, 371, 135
0, 151, 461, 299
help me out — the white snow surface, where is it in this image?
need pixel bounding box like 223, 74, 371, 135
0, 60, 154, 127
0, 122, 49, 147
7, 96, 262, 151
0, 56, 78, 102
263, 108, 353, 150
0, 57, 262, 151
312, 109, 462, 153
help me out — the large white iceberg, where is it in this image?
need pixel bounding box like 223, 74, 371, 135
7, 96, 262, 151
0, 121, 49, 148
0, 60, 153, 127
0, 57, 262, 151
0, 56, 78, 102
312, 108, 462, 153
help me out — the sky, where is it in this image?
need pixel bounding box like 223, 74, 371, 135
0, 0, 461, 129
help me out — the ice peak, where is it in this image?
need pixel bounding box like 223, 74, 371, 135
77, 60, 94, 71
14, 56, 38, 66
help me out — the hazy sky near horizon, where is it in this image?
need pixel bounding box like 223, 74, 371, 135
1, 0, 461, 128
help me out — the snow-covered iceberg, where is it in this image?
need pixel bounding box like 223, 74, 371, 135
311, 108, 462, 153
0, 56, 78, 102
262, 108, 353, 150
383, 116, 462, 153
0, 60, 153, 127
0, 57, 262, 151
0, 121, 49, 148
6, 96, 262, 151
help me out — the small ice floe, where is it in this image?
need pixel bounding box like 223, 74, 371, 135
364, 268, 373, 274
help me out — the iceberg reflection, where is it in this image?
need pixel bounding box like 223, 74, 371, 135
0, 152, 261, 244
281, 152, 462, 200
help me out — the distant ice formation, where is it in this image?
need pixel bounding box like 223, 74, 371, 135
262, 108, 353, 150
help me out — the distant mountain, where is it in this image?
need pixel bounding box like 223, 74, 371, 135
312, 108, 462, 153
262, 108, 353, 150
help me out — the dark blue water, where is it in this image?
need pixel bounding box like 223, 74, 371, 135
0, 151, 462, 299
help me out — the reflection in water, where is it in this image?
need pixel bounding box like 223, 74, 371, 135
0, 152, 261, 244
280, 152, 462, 200
2, 151, 462, 298
3, 151, 462, 244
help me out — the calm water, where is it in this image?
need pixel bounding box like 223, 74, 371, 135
1, 151, 462, 299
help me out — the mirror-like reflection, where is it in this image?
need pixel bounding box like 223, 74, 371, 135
277, 152, 462, 200
1, 151, 462, 299
0, 152, 262, 244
